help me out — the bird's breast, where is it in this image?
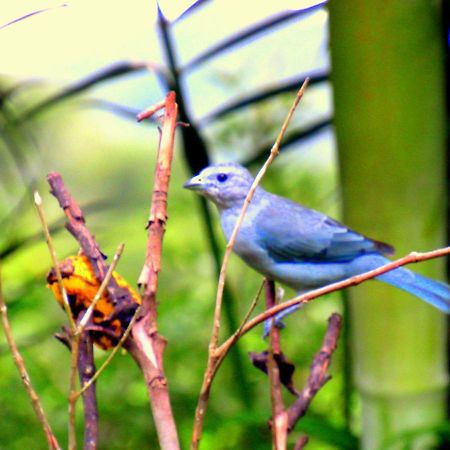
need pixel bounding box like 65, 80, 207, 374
220, 202, 274, 272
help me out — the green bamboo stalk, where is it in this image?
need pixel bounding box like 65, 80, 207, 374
329, 1, 448, 448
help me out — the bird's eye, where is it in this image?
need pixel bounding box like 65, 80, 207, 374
216, 173, 228, 183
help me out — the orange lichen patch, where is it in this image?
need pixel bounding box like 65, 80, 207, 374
47, 255, 141, 349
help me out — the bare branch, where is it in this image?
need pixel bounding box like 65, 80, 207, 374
0, 265, 61, 450
128, 91, 181, 450
34, 191, 76, 331
287, 314, 342, 430
293, 435, 309, 450
191, 79, 310, 450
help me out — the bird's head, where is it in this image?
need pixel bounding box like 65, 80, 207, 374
184, 162, 254, 209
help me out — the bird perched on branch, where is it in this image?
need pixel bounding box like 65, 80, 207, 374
184, 162, 450, 324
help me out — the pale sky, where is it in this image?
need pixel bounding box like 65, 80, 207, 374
1, 0, 327, 79
1, 0, 331, 144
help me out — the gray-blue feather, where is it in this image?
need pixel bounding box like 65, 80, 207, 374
184, 163, 450, 319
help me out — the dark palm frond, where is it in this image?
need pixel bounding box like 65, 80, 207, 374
182, 2, 327, 72
243, 119, 332, 167
199, 72, 329, 126
0, 4, 67, 31
157, 4, 255, 408
0, 221, 65, 260
173, 0, 213, 23
17, 61, 155, 123
0, 79, 46, 107
0, 198, 110, 260
81, 99, 147, 122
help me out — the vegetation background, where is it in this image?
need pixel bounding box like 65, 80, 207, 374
0, 1, 448, 449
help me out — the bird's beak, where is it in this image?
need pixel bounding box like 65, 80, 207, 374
183, 175, 206, 191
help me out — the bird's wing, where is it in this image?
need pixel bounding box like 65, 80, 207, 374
255, 195, 394, 263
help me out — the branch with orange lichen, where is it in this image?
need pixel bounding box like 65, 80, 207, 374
44, 176, 134, 450
43, 91, 181, 450
125, 91, 181, 450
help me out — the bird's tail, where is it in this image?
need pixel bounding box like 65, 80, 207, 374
264, 254, 450, 337
353, 254, 450, 313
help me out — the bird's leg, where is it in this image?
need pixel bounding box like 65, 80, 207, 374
263, 283, 287, 338
264, 288, 306, 338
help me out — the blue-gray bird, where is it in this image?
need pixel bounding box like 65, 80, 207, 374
184, 162, 450, 318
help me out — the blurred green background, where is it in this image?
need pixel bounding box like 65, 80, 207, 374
1, 1, 449, 449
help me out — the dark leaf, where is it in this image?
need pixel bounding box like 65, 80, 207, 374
249, 350, 299, 395
0, 199, 109, 259
182, 2, 327, 72
0, 4, 67, 31
18, 61, 152, 122
82, 99, 148, 123
173, 0, 213, 23
199, 72, 329, 126
157, 3, 255, 408
243, 119, 332, 167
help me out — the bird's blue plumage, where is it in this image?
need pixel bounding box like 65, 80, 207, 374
184, 163, 450, 325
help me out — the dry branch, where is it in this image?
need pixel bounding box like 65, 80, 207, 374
191, 79, 310, 450
293, 435, 309, 450
45, 176, 135, 449
126, 91, 180, 450
34, 191, 76, 331
77, 332, 98, 450
47, 173, 137, 321
287, 313, 342, 430
0, 265, 61, 450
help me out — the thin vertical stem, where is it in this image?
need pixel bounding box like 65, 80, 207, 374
0, 264, 61, 450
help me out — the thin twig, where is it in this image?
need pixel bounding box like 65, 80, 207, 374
0, 264, 62, 450
136, 99, 166, 122
286, 314, 342, 430
76, 243, 125, 333
228, 246, 450, 339
232, 281, 264, 345
76, 305, 142, 397
191, 79, 310, 450
293, 435, 309, 450
34, 191, 76, 331
210, 78, 310, 350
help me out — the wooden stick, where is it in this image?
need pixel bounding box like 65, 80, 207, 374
128, 91, 181, 450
